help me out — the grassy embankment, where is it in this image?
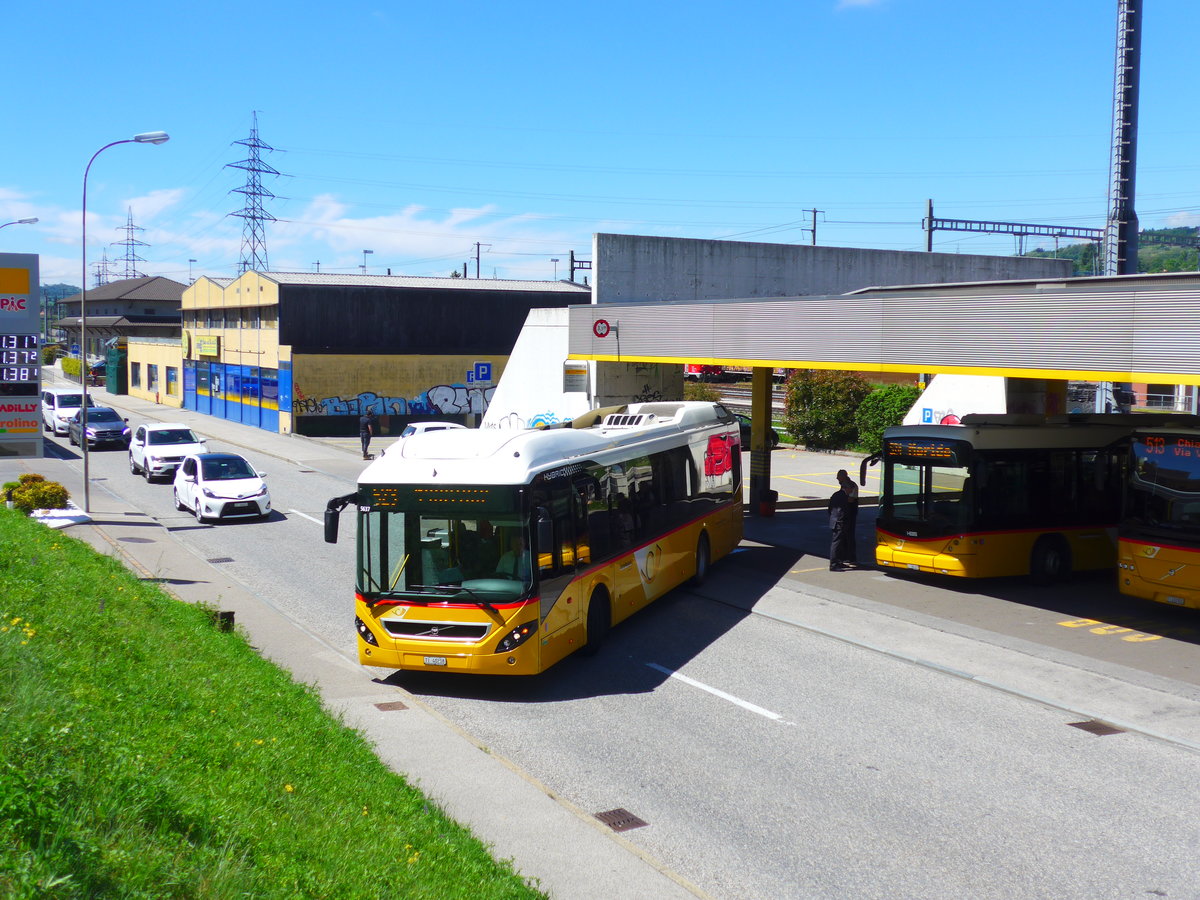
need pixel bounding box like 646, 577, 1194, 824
0, 508, 544, 899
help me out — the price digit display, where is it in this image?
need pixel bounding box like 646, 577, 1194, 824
0, 334, 38, 383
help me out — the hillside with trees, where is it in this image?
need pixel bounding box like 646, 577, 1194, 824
1023, 226, 1199, 276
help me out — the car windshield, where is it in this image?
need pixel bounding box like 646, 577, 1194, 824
58, 394, 84, 408
149, 429, 200, 445
88, 410, 123, 423
201, 457, 256, 481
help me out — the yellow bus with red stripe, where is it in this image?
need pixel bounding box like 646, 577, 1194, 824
869, 416, 1134, 581
325, 402, 743, 675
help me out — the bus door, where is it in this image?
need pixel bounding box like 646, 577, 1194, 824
532, 482, 585, 639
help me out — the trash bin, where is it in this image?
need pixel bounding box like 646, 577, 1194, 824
758, 489, 778, 517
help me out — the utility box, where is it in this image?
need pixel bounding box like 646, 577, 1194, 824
106, 347, 128, 394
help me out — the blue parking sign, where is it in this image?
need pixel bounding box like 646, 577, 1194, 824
473, 362, 492, 383
921, 407, 933, 424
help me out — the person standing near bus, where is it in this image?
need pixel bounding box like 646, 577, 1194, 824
359, 409, 376, 459
828, 469, 859, 571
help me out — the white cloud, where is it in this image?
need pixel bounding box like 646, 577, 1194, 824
122, 188, 188, 220
1166, 212, 1200, 229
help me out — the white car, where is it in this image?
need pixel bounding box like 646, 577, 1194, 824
41, 387, 93, 436
385, 421, 467, 455
129, 423, 208, 482
173, 452, 271, 523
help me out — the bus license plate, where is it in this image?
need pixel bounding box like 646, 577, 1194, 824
423, 656, 448, 667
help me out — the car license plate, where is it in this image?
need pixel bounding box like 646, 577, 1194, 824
423, 656, 447, 667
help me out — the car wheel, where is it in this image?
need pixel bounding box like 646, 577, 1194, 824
174, 488, 187, 512
129, 454, 140, 475
143, 463, 153, 483
194, 499, 209, 524
1030, 535, 1071, 585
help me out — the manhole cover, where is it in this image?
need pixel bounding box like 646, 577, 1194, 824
206, 557, 235, 564
595, 809, 648, 832
374, 701, 408, 711
1069, 720, 1124, 736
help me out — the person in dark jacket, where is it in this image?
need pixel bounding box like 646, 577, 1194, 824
828, 469, 859, 571
359, 410, 376, 459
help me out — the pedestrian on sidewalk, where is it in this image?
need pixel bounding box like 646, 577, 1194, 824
359, 409, 376, 459
828, 468, 859, 571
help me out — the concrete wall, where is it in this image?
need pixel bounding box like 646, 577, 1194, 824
590, 234, 1075, 402
291, 353, 505, 436
593, 234, 1074, 304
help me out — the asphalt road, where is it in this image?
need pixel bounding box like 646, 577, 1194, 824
28, 416, 1200, 899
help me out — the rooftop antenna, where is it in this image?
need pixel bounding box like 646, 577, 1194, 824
227, 111, 280, 274
113, 207, 150, 279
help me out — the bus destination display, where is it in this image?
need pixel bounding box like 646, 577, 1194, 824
885, 437, 969, 466
1139, 435, 1200, 458
0, 334, 38, 383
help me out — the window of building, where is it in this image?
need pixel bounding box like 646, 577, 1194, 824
147, 365, 159, 392
130, 362, 141, 388
166, 367, 178, 396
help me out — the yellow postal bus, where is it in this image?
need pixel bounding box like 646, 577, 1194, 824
1119, 423, 1200, 609
325, 401, 743, 675
869, 415, 1133, 580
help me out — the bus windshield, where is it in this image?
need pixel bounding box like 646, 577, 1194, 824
883, 460, 973, 532
1126, 435, 1200, 537
356, 484, 531, 603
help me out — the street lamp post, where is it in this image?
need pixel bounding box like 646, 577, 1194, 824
0, 217, 38, 231
81, 131, 169, 513
188, 258, 197, 282
551, 257, 559, 279
361, 249, 373, 274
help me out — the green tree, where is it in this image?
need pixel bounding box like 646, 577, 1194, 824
855, 384, 921, 454
782, 370, 872, 450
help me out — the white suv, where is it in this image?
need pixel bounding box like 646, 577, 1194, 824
41, 387, 93, 436
128, 423, 208, 481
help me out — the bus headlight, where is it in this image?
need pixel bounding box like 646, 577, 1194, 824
495, 620, 537, 653
355, 616, 379, 646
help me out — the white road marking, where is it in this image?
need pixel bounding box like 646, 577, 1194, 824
289, 508, 322, 524
646, 662, 782, 721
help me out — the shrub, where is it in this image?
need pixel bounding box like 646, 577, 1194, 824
61, 356, 82, 379
856, 384, 922, 454
782, 370, 873, 450
8, 476, 70, 513
684, 381, 721, 403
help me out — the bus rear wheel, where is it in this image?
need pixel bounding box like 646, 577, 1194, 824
582, 587, 611, 656
1030, 536, 1071, 584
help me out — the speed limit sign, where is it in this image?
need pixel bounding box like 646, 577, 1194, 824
592, 319, 610, 338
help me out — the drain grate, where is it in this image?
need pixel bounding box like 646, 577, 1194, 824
206, 557, 235, 564
124, 511, 148, 516
298, 469, 316, 473
374, 701, 408, 711
595, 808, 648, 832
118, 537, 154, 544
1069, 720, 1124, 736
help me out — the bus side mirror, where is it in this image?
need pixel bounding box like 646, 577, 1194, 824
859, 454, 880, 486
324, 493, 356, 544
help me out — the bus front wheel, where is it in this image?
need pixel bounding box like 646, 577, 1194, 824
582, 587, 611, 656
1030, 536, 1071, 584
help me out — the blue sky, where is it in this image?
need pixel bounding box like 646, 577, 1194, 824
6, 0, 1199, 287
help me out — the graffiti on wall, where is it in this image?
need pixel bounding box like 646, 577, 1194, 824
292, 384, 496, 417
485, 410, 564, 430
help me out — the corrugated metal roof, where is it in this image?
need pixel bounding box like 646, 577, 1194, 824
254, 271, 590, 293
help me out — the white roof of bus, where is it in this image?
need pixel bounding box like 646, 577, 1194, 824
360, 402, 732, 486
885, 416, 1148, 451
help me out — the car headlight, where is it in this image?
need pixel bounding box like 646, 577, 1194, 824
202, 488, 218, 498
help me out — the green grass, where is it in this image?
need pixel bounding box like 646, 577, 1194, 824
0, 509, 544, 899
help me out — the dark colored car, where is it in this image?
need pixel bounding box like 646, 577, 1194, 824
735, 413, 779, 450
67, 407, 131, 449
